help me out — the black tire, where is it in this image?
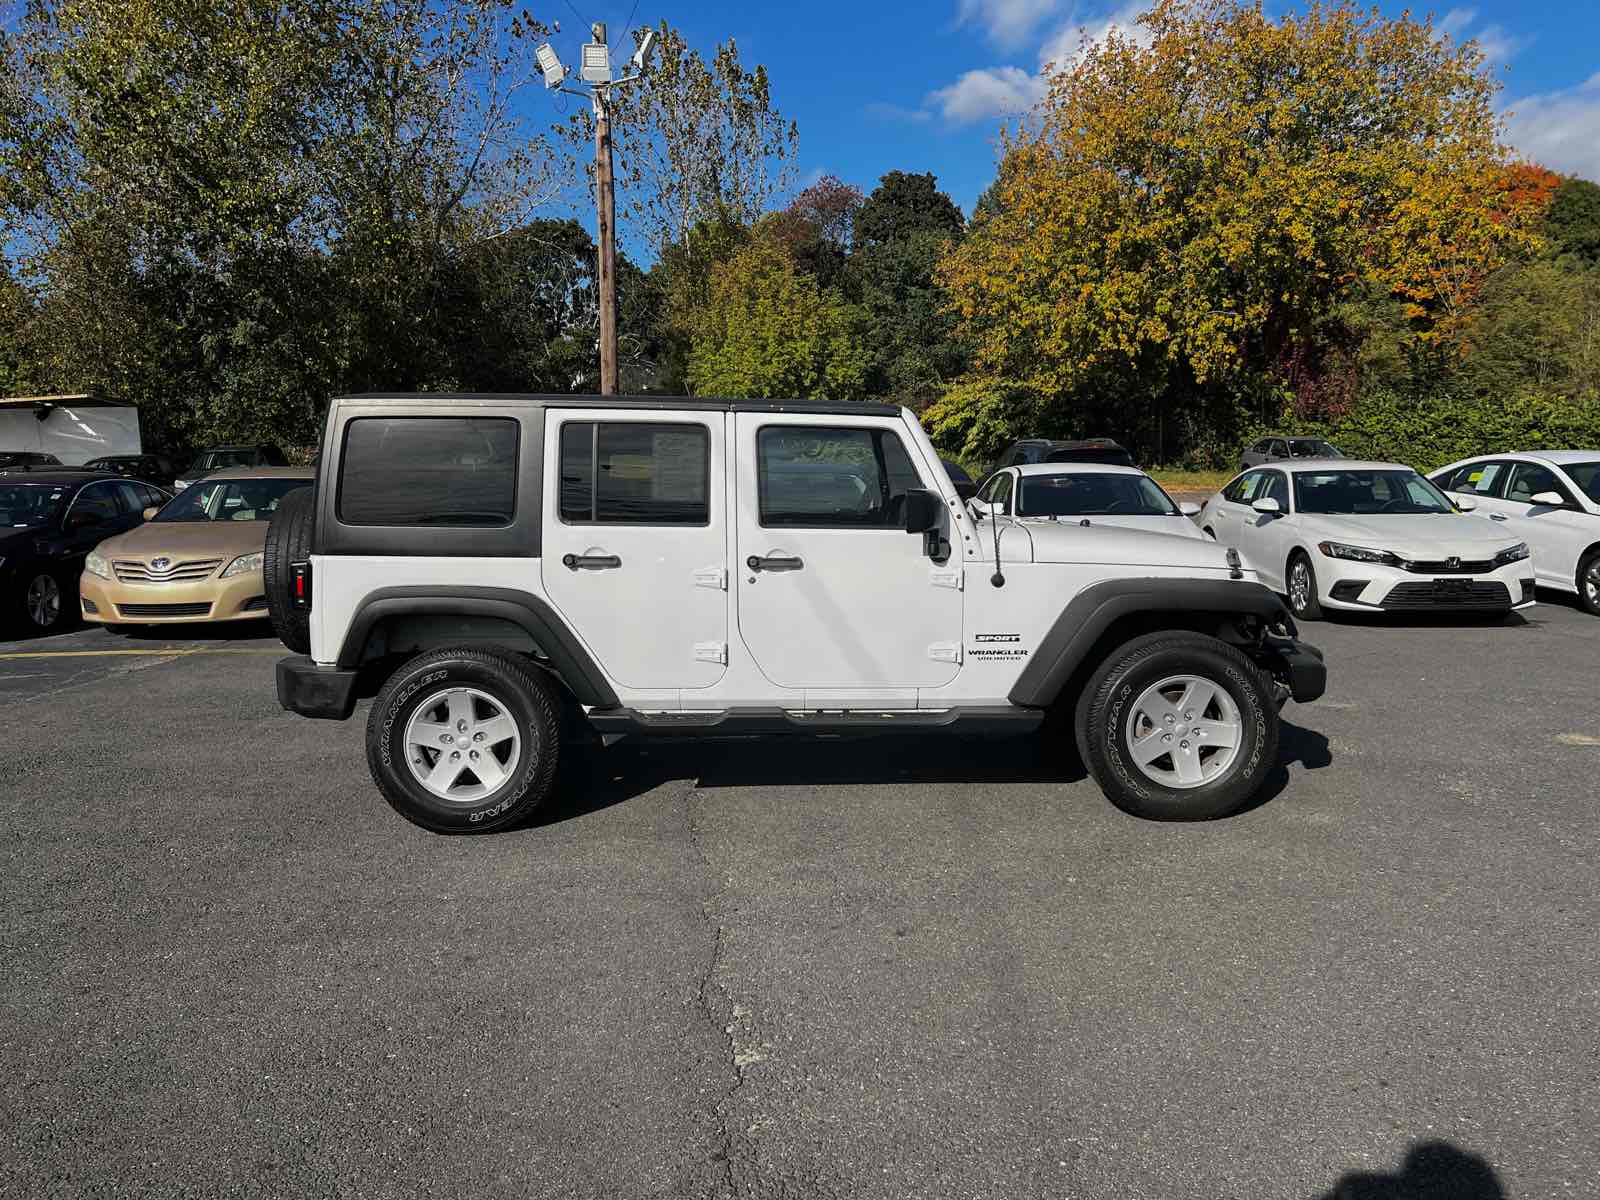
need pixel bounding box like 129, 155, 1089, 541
365, 648, 561, 834
263, 486, 314, 653
1074, 632, 1279, 821
17, 569, 69, 633
1579, 549, 1600, 616
1286, 551, 1324, 621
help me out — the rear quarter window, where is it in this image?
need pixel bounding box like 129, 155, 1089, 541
337, 417, 519, 527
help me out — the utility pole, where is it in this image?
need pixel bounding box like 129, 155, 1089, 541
537, 24, 659, 397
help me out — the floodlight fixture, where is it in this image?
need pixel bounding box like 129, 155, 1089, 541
580, 40, 612, 83
629, 29, 659, 74
535, 42, 566, 89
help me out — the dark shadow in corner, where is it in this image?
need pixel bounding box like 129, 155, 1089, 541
1316, 1140, 1505, 1200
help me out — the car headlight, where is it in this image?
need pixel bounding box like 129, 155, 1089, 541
220, 551, 264, 578
1317, 541, 1399, 565
85, 550, 110, 579
1494, 542, 1530, 565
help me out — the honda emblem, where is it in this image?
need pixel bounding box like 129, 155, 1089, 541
1446, 556, 1460, 570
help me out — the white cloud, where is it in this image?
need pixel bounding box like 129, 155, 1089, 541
1038, 1, 1150, 71
928, 66, 1048, 124
1436, 7, 1532, 69
955, 0, 1064, 49
1505, 74, 1600, 181
863, 101, 934, 125
1438, 7, 1477, 39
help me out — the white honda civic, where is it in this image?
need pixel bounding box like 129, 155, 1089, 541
968, 462, 1211, 540
1199, 460, 1536, 620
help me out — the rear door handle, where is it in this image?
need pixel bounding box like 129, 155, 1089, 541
562, 553, 622, 570
747, 554, 803, 572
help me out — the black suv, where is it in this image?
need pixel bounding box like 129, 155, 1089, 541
989, 438, 1135, 474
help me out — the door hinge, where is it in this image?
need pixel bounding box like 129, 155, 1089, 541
694, 641, 728, 665
931, 567, 964, 591
928, 641, 962, 664
694, 565, 728, 591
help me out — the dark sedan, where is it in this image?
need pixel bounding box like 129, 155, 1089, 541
0, 471, 171, 633
81, 454, 180, 490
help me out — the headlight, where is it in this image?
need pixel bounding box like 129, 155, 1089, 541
1494, 542, 1530, 565
220, 551, 263, 578
85, 550, 110, 579
1317, 541, 1399, 565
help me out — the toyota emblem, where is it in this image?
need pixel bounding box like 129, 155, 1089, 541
151, 557, 171, 571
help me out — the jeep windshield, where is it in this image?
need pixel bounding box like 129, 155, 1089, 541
1018, 472, 1178, 517
1294, 469, 1454, 515
154, 478, 308, 522
0, 483, 68, 528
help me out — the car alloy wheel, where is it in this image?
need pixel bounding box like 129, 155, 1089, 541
1122, 673, 1243, 790
1586, 559, 1600, 610
403, 686, 523, 802
1289, 559, 1313, 613
26, 574, 61, 629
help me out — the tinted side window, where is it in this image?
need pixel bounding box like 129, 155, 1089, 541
1506, 462, 1573, 505
112, 482, 146, 512
1450, 461, 1509, 496
992, 473, 1014, 514
339, 417, 517, 527
1224, 471, 1265, 503
1264, 471, 1290, 508
72, 483, 121, 522
758, 426, 921, 528
558, 422, 710, 525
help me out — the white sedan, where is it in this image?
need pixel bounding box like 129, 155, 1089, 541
969, 462, 1210, 540
1428, 450, 1600, 616
1199, 460, 1536, 620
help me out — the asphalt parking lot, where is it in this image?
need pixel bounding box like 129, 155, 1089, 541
3, 603, 1597, 1199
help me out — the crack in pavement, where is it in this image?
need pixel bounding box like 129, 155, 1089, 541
684, 779, 760, 1200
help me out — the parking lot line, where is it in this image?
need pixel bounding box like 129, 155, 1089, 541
0, 647, 283, 660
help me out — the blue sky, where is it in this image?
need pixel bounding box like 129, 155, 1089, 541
544, 0, 1600, 222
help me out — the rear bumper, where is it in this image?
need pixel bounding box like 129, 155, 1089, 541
1254, 633, 1327, 705
276, 656, 358, 720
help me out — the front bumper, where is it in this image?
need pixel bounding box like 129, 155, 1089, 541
1254, 632, 1327, 705
276, 656, 358, 720
1316, 557, 1534, 613
80, 568, 269, 623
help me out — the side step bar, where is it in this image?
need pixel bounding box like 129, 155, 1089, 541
586, 705, 1045, 742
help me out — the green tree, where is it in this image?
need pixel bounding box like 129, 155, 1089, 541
1546, 178, 1600, 266
686, 231, 867, 400
931, 0, 1533, 461
853, 171, 964, 248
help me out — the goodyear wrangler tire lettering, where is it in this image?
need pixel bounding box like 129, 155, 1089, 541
364, 649, 560, 835
1075, 632, 1279, 822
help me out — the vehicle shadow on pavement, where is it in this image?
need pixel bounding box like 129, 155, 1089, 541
531, 721, 1333, 828
1315, 1139, 1505, 1199
111, 618, 279, 642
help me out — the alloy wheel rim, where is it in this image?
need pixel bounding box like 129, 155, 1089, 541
1586, 562, 1600, 607
404, 687, 523, 802
1289, 561, 1313, 612
1123, 673, 1244, 791
26, 575, 60, 627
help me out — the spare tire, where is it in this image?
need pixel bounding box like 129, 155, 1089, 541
263, 486, 314, 654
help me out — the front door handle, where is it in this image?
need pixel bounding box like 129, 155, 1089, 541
1488, 513, 1508, 522
747, 554, 803, 572
562, 553, 622, 570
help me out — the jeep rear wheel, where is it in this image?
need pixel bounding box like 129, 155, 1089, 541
365, 648, 561, 834
263, 486, 314, 653
1076, 632, 1278, 821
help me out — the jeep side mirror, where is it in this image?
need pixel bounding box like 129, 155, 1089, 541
1251, 496, 1282, 516
1453, 495, 1477, 512
903, 488, 941, 535
1529, 491, 1567, 508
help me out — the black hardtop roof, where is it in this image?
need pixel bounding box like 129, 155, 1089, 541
0, 468, 119, 486
334, 392, 904, 418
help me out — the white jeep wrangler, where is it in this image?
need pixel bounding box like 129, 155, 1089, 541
267, 395, 1326, 832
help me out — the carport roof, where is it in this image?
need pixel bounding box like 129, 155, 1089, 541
0, 393, 135, 408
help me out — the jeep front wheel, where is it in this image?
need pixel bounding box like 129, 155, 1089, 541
1076, 632, 1278, 821
365, 648, 561, 833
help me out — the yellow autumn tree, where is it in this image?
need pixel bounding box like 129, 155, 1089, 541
931, 0, 1538, 459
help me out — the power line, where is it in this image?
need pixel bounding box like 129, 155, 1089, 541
619, 0, 642, 46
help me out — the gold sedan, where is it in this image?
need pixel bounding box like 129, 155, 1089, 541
79, 467, 313, 627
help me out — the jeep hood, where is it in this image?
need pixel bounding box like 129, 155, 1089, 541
1020, 520, 1237, 571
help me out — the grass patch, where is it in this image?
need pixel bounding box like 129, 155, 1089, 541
1150, 467, 1234, 493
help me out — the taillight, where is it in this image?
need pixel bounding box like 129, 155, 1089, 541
289, 561, 312, 610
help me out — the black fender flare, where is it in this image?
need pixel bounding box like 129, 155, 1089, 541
336, 585, 618, 708
1008, 577, 1293, 708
